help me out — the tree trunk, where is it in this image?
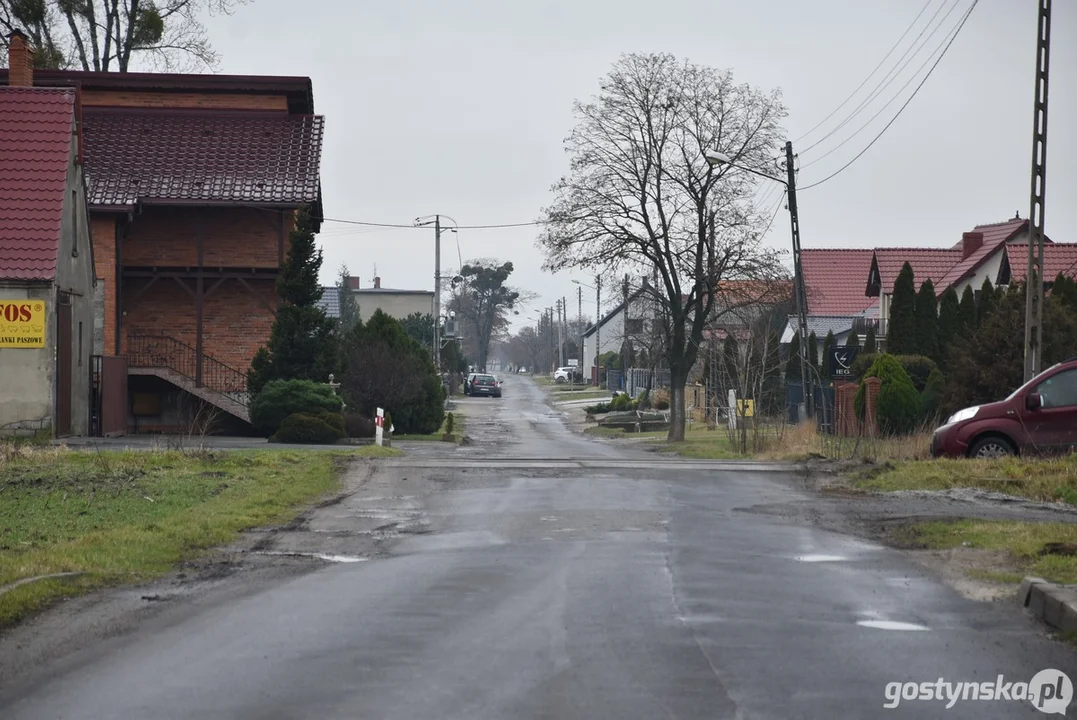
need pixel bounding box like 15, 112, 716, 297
667, 369, 687, 441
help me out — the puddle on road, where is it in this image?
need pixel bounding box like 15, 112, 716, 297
856, 620, 930, 631
795, 554, 848, 563
250, 551, 367, 564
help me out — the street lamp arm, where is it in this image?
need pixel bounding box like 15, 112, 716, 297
704, 150, 787, 187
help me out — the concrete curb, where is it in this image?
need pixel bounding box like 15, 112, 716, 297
1018, 576, 1077, 633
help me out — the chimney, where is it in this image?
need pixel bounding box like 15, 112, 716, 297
373, 276, 381, 289
8, 30, 34, 87
346, 275, 360, 290
961, 231, 983, 260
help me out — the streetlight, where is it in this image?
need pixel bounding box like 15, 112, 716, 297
573, 277, 602, 385
705, 143, 812, 421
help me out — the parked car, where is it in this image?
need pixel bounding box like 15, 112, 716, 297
553, 367, 576, 383
464, 372, 479, 395
469, 374, 502, 398
931, 356, 1077, 458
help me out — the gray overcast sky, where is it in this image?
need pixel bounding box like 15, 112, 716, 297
207, 0, 1075, 328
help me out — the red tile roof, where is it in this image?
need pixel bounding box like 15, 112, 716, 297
866, 248, 964, 296
81, 109, 324, 209
935, 218, 1029, 292
800, 248, 877, 315
1004, 244, 1077, 283
0, 86, 75, 282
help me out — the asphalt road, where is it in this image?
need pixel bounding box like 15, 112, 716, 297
3, 376, 1074, 719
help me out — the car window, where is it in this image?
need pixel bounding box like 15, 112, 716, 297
1033, 368, 1077, 408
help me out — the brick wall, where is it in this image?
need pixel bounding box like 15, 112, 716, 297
91, 215, 117, 354
124, 207, 288, 269
123, 277, 276, 373
82, 90, 288, 112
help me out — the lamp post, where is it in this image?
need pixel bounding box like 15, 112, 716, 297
573, 277, 602, 385
705, 143, 812, 421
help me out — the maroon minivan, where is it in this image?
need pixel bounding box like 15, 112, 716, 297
931, 357, 1077, 458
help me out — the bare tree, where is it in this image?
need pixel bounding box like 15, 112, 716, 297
0, 0, 248, 71
540, 53, 787, 440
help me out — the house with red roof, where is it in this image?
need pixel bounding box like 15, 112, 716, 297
789, 215, 1076, 357
3, 33, 325, 433
0, 37, 96, 437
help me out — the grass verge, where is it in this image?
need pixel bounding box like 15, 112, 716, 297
0, 446, 372, 627
897, 519, 1077, 585
855, 453, 1077, 505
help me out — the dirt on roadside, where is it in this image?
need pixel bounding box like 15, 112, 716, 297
752, 459, 1077, 603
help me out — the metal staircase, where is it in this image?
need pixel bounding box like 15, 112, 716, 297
125, 334, 251, 423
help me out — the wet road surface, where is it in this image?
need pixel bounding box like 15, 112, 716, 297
2, 376, 1074, 719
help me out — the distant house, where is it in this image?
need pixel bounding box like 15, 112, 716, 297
789, 215, 1076, 355
0, 55, 96, 437
580, 282, 651, 382
318, 276, 434, 322
2, 47, 326, 433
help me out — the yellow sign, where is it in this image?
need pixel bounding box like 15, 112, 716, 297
736, 399, 755, 417
0, 300, 46, 348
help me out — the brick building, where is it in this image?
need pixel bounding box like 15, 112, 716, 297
2, 57, 325, 433
0, 39, 96, 437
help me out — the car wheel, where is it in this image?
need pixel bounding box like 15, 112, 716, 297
969, 435, 1015, 459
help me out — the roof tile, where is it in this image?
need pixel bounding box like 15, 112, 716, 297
935, 218, 1028, 291
800, 249, 877, 315
869, 248, 964, 295
0, 86, 75, 281
81, 109, 324, 208
1005, 244, 1077, 283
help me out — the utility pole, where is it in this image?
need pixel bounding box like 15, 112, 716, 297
577, 285, 583, 378
563, 295, 568, 367
434, 215, 442, 371
595, 275, 602, 386
786, 140, 812, 421
1024, 0, 1052, 382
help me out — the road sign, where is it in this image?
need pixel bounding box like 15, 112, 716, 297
736, 399, 755, 417
376, 408, 385, 446
829, 346, 861, 379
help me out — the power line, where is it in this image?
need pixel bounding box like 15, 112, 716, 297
320, 217, 543, 230
793, 0, 935, 146
800, 0, 960, 156
758, 189, 787, 241
799, 0, 979, 192
799, 0, 968, 171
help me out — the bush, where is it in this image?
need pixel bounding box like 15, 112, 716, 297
313, 410, 345, 436
445, 412, 455, 434
653, 388, 671, 410
921, 368, 945, 422
585, 402, 614, 414
849, 352, 878, 381
894, 355, 938, 393
850, 352, 937, 392
854, 354, 922, 435
610, 393, 635, 411
341, 310, 444, 435
343, 413, 375, 438
270, 412, 345, 444
249, 379, 343, 437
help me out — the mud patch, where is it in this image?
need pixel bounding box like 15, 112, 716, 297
902, 547, 1023, 602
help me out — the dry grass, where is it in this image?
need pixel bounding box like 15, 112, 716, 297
756, 422, 932, 463
859, 453, 1077, 504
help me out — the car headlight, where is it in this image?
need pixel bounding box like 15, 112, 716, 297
946, 406, 980, 425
